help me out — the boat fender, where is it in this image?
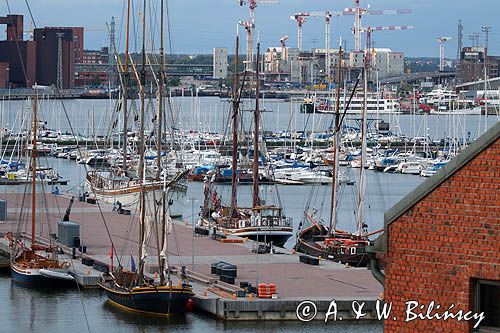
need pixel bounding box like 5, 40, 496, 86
185, 298, 194, 312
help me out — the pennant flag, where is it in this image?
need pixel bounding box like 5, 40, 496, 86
130, 255, 137, 272
109, 242, 114, 272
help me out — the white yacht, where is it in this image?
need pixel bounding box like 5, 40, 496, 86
317, 92, 400, 114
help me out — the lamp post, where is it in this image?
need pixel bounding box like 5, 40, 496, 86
188, 197, 198, 271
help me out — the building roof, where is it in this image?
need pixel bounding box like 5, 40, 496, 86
372, 120, 500, 253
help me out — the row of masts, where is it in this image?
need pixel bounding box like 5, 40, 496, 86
108, 0, 368, 277
228, 30, 369, 237
229, 29, 262, 215
116, 0, 169, 285
327, 46, 369, 236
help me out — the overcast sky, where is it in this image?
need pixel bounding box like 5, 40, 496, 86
1, 0, 499, 57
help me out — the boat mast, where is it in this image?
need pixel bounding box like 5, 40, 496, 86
122, 0, 131, 170
31, 93, 38, 245
328, 46, 342, 234
137, 0, 147, 280
158, 0, 166, 285
230, 31, 240, 215
252, 43, 260, 208
122, 0, 130, 171
356, 62, 368, 235
157, 0, 164, 179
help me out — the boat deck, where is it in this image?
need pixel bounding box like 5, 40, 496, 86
0, 192, 383, 320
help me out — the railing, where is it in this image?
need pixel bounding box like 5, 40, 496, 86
253, 217, 293, 228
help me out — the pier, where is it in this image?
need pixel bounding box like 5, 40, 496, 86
0, 193, 382, 321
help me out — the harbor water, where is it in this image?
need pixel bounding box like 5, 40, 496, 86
1, 97, 498, 139
0, 270, 383, 332
0, 98, 498, 331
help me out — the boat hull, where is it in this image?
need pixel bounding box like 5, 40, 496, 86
294, 238, 369, 267
86, 177, 186, 217
294, 225, 370, 267
100, 283, 193, 315
11, 264, 75, 287
231, 228, 293, 247
11, 265, 45, 285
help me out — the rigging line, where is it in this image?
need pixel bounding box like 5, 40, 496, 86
68, 258, 91, 333
54, 87, 122, 267
170, 222, 184, 268
24, 0, 37, 28
165, 0, 173, 54
15, 103, 36, 239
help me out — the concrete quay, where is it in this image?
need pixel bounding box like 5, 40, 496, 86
0, 192, 382, 321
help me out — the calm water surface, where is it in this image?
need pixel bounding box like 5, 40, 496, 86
1, 97, 496, 332
0, 270, 383, 332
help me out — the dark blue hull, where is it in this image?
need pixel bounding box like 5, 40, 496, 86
101, 283, 193, 315
11, 267, 45, 285
11, 266, 75, 288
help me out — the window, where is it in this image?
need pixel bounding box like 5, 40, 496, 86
475, 279, 500, 332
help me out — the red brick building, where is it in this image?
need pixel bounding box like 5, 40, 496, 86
368, 121, 500, 332
456, 47, 500, 84
0, 62, 9, 88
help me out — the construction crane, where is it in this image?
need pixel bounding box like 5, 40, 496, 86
238, 0, 279, 72
359, 25, 414, 68
343, 0, 411, 52
280, 35, 288, 47
290, 11, 344, 79
437, 37, 452, 72
289, 13, 308, 51
307, 11, 345, 80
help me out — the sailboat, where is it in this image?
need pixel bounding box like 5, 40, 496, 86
197, 40, 293, 247
98, 172, 193, 315
295, 48, 382, 266
85, 0, 187, 215
10, 92, 74, 285
98, 1, 193, 315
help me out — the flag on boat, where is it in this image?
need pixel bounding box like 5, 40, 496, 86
109, 242, 114, 272
130, 255, 136, 272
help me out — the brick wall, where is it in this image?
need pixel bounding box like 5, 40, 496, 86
384, 138, 500, 332
0, 62, 8, 88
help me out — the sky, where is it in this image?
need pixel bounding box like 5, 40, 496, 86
1, 0, 499, 58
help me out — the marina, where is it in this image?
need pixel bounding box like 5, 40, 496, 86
0, 192, 382, 320
0, 0, 498, 332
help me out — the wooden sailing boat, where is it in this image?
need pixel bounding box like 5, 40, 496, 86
198, 40, 293, 247
98, 1, 193, 315
295, 48, 381, 266
85, 0, 187, 213
10, 92, 74, 285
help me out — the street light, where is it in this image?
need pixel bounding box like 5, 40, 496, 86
187, 197, 198, 271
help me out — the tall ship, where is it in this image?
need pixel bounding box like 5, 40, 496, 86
197, 41, 293, 247
295, 50, 383, 266
85, 0, 187, 216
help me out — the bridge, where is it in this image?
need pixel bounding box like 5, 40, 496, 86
380, 71, 456, 84
75, 63, 214, 78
